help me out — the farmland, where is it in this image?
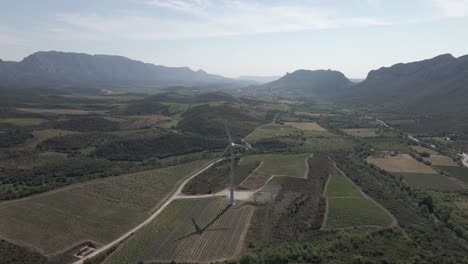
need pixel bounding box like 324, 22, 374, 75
396, 173, 465, 191
324, 166, 394, 229
102, 198, 254, 264
246, 153, 328, 246
284, 121, 327, 131
367, 154, 437, 173
411, 145, 439, 155
435, 166, 468, 185
425, 154, 458, 166
239, 153, 309, 189
342, 128, 379, 137
0, 160, 209, 255
0, 118, 45, 126
367, 154, 465, 190
244, 124, 301, 142
182, 159, 260, 195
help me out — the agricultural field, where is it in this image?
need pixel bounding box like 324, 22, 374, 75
244, 124, 301, 142
183, 159, 260, 195
239, 153, 309, 190
241, 153, 308, 181
425, 155, 458, 166
246, 153, 328, 246
294, 112, 331, 118
0, 118, 45, 126
16, 107, 105, 116
0, 160, 209, 255
367, 154, 465, 190
396, 173, 465, 191
411, 145, 439, 155
284, 121, 327, 131
102, 198, 254, 264
435, 166, 468, 185
298, 138, 354, 152
324, 167, 394, 229
342, 128, 379, 137
367, 154, 437, 173
364, 138, 411, 153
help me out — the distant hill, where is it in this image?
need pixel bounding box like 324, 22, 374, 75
236, 75, 281, 84
0, 51, 239, 91
340, 54, 468, 132
250, 69, 352, 97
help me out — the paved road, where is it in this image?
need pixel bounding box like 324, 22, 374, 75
73, 158, 225, 264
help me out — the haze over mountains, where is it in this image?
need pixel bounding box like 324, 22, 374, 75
1, 51, 467, 125
254, 69, 353, 97
0, 51, 242, 91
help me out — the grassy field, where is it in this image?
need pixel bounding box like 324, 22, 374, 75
16, 108, 105, 116
284, 122, 327, 131
368, 154, 465, 190
367, 154, 437, 173
411, 145, 439, 155
424, 154, 458, 166
244, 124, 300, 142
102, 198, 254, 264
396, 173, 465, 191
183, 159, 259, 195
364, 138, 411, 153
242, 153, 308, 177
0, 118, 45, 126
342, 128, 379, 137
239, 153, 309, 189
435, 166, 468, 185
0, 160, 209, 255
28, 129, 78, 147
302, 130, 336, 138
325, 170, 394, 229
297, 138, 354, 152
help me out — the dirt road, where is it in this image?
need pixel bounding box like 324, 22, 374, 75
73, 158, 225, 264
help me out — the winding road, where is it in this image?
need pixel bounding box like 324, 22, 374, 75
74, 158, 225, 264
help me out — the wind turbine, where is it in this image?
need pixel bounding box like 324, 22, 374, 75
222, 121, 252, 206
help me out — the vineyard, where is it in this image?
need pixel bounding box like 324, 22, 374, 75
0, 160, 210, 255
324, 167, 394, 229
103, 198, 254, 264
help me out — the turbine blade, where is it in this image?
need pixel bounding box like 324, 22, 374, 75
220, 145, 230, 157
230, 148, 235, 205
224, 121, 233, 143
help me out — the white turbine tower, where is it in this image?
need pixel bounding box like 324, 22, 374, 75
222, 121, 251, 206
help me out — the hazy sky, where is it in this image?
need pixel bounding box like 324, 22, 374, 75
1, 0, 468, 78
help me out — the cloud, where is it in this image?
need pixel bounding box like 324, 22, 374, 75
433, 0, 468, 17
53, 1, 390, 40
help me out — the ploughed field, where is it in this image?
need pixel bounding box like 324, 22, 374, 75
102, 198, 254, 264
324, 166, 394, 229
0, 160, 209, 255
367, 154, 464, 191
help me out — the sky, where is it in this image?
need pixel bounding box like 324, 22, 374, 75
1, 0, 468, 78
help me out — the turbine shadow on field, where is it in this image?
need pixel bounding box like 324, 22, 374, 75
176, 205, 231, 241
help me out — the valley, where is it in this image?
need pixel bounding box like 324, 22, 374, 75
1, 53, 468, 264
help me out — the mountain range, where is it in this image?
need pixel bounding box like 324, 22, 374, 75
341, 54, 468, 113
249, 69, 353, 97
0, 51, 242, 91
